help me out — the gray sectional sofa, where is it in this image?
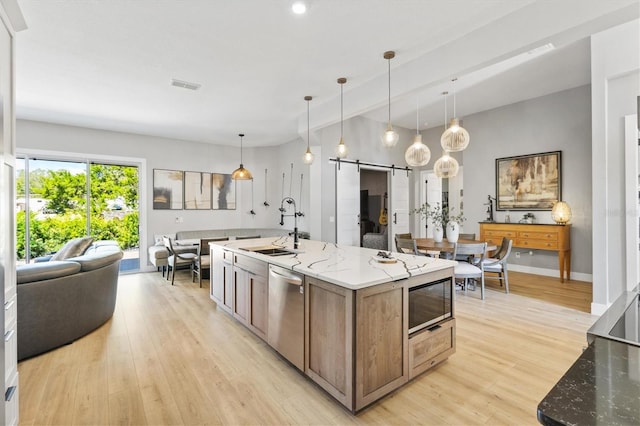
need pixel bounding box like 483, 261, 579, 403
17, 240, 123, 360
148, 228, 293, 273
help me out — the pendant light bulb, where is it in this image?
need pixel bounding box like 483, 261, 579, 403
434, 151, 459, 178
302, 95, 314, 165
335, 78, 348, 158
405, 96, 431, 167
231, 133, 253, 180
441, 78, 470, 152
381, 51, 399, 148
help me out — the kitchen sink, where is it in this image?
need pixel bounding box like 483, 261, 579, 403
240, 245, 298, 256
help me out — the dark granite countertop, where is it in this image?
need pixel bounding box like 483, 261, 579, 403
537, 337, 640, 425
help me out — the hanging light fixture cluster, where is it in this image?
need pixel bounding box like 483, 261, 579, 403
231, 133, 253, 180
302, 95, 314, 165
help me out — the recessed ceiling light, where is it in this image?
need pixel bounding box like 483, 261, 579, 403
291, 1, 307, 14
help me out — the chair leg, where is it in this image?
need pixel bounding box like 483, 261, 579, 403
480, 273, 485, 300
171, 265, 176, 285
166, 265, 171, 281
503, 268, 509, 294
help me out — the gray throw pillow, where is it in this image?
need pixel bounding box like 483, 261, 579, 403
50, 237, 94, 261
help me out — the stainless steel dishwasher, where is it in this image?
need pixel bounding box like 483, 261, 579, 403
268, 265, 304, 370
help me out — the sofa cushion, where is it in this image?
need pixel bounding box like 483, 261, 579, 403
17, 261, 82, 284
67, 250, 124, 272
50, 237, 94, 261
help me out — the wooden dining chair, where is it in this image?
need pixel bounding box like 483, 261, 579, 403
395, 237, 420, 255
192, 237, 229, 287
163, 236, 198, 286
481, 237, 513, 294
452, 242, 488, 299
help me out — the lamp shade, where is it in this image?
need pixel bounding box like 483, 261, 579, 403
231, 133, 253, 180
382, 123, 399, 148
335, 137, 348, 158
405, 134, 431, 167
551, 201, 571, 224
303, 147, 314, 165
434, 152, 459, 178
440, 118, 470, 152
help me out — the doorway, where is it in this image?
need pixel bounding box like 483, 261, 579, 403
418, 167, 464, 238
359, 169, 387, 246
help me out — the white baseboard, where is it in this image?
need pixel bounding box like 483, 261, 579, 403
507, 264, 592, 283
590, 302, 610, 316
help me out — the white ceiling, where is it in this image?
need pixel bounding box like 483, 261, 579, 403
14, 0, 640, 147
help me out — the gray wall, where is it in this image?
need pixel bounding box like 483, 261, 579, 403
419, 85, 593, 275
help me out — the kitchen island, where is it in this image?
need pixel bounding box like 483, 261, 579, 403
209, 236, 457, 412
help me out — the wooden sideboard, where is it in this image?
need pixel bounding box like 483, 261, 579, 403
479, 222, 571, 282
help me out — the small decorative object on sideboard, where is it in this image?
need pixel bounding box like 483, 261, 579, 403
551, 201, 572, 224
484, 195, 495, 222
519, 212, 535, 224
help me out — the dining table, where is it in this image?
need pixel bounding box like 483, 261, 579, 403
414, 238, 497, 254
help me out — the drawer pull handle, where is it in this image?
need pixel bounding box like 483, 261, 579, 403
427, 324, 442, 332
4, 330, 14, 342
4, 300, 15, 311
5, 385, 16, 402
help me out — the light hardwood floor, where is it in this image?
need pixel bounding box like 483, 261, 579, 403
18, 270, 596, 425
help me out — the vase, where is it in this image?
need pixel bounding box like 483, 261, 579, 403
433, 226, 444, 243
446, 221, 459, 242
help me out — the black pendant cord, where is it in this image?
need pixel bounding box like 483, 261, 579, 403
249, 179, 256, 215
387, 56, 391, 125
298, 173, 305, 217
288, 163, 293, 202
263, 168, 269, 206
279, 172, 286, 212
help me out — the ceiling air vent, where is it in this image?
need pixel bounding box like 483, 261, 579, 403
170, 78, 201, 91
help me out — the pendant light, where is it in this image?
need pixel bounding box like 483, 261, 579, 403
440, 78, 470, 152
231, 133, 253, 180
381, 51, 399, 148
434, 92, 459, 178
302, 95, 314, 165
405, 96, 431, 167
335, 77, 348, 158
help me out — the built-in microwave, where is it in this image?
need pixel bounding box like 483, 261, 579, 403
408, 277, 453, 335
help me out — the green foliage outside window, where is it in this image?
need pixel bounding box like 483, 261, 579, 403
16, 163, 139, 260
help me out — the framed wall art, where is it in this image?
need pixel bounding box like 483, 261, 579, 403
153, 169, 183, 210
184, 171, 212, 210
495, 151, 561, 210
212, 173, 236, 210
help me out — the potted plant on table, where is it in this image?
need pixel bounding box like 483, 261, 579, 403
412, 202, 466, 243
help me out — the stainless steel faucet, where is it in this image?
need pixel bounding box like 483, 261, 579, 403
279, 196, 302, 249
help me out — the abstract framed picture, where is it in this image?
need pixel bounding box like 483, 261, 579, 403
184, 171, 212, 210
212, 173, 236, 210
495, 151, 561, 211
153, 169, 183, 210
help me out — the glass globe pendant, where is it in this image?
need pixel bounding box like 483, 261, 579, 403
381, 51, 399, 148
302, 96, 314, 165
335, 77, 348, 158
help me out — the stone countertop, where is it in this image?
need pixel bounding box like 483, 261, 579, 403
537, 336, 640, 426
212, 236, 456, 290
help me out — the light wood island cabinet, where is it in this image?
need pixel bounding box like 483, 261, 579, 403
210, 243, 456, 412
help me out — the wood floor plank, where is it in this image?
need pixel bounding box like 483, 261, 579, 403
18, 269, 596, 425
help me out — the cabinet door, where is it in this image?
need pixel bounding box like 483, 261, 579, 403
248, 271, 268, 340
210, 248, 224, 303
222, 261, 234, 313
233, 268, 248, 324
355, 280, 407, 411
305, 277, 354, 410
